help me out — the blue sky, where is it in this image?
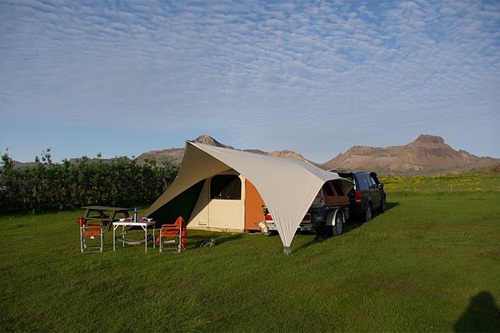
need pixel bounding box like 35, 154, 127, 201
1, 0, 499, 163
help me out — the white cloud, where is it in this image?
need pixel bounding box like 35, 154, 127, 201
0, 0, 499, 162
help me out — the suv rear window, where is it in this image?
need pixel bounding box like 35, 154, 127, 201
355, 174, 369, 190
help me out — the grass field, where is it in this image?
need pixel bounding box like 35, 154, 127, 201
1, 174, 499, 332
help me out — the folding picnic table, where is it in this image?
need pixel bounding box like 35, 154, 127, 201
81, 206, 131, 231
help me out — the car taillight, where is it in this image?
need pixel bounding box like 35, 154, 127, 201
302, 213, 311, 221
265, 214, 273, 221
354, 190, 362, 204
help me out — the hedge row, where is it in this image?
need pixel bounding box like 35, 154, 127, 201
0, 149, 179, 213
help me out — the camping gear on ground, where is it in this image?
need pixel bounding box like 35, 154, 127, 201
199, 239, 216, 247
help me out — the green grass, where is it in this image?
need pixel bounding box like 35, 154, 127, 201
1, 174, 499, 332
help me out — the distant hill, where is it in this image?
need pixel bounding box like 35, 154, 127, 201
138, 134, 499, 176
136, 135, 306, 165
321, 134, 500, 176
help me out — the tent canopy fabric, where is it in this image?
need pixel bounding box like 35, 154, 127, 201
145, 141, 353, 253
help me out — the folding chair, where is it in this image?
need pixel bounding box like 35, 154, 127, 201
77, 217, 104, 253
157, 216, 187, 253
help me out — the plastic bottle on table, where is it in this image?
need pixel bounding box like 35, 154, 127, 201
134, 206, 138, 222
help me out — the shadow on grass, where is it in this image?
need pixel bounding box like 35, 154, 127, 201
292, 222, 365, 253
385, 201, 399, 211
292, 233, 332, 252
342, 201, 400, 232
293, 201, 401, 253
186, 233, 244, 250
453, 291, 500, 332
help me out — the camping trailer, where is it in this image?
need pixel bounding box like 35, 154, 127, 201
145, 141, 353, 253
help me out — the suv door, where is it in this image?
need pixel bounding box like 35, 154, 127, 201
367, 174, 381, 208
355, 173, 369, 209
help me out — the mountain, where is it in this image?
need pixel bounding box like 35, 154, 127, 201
138, 134, 499, 176
8, 134, 497, 175
321, 134, 500, 176
191, 134, 233, 149
136, 147, 185, 165
136, 135, 232, 165
136, 135, 307, 165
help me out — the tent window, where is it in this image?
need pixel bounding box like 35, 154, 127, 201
210, 175, 241, 200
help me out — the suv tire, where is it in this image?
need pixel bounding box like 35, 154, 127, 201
364, 203, 372, 222
379, 196, 387, 213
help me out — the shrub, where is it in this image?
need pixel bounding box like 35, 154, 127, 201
0, 149, 179, 213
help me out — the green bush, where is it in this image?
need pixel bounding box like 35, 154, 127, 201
0, 149, 179, 213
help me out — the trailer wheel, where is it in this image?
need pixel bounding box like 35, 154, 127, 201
327, 209, 344, 236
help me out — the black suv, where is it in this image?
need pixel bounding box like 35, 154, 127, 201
337, 171, 386, 222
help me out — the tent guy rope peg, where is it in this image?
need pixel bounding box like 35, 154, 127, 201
283, 246, 291, 255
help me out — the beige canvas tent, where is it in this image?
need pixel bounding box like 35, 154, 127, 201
145, 141, 353, 253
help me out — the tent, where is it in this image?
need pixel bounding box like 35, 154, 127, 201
145, 141, 353, 253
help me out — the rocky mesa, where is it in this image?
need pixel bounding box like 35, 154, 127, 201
321, 134, 499, 175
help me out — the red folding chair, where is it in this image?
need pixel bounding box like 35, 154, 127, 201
157, 216, 187, 253
77, 217, 104, 253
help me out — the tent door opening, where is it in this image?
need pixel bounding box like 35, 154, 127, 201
207, 174, 244, 231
